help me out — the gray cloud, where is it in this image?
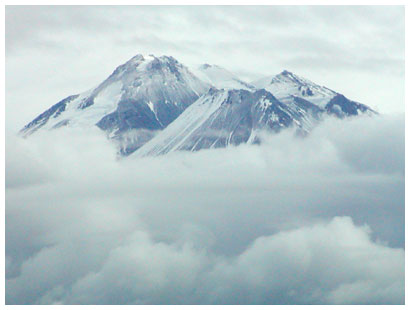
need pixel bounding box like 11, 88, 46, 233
322, 114, 404, 174
5, 114, 404, 304
28, 217, 400, 305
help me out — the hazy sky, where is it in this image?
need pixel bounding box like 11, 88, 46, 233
6, 5, 404, 132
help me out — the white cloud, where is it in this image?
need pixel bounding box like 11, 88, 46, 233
5, 114, 404, 304
6, 215, 404, 305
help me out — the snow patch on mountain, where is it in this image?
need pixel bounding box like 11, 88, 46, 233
192, 64, 255, 90
253, 70, 336, 108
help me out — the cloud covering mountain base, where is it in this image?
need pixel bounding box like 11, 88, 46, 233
5, 114, 404, 304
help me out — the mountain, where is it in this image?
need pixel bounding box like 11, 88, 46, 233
135, 71, 376, 157
134, 86, 335, 157
192, 64, 255, 90
20, 54, 210, 154
253, 70, 374, 118
253, 70, 336, 107
21, 54, 376, 157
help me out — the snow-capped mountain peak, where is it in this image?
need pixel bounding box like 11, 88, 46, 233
20, 53, 211, 154
275, 70, 311, 84
21, 54, 376, 157
102, 54, 208, 95
253, 70, 336, 108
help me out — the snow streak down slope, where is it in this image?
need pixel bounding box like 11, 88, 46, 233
134, 88, 325, 157
20, 54, 210, 154
192, 64, 255, 90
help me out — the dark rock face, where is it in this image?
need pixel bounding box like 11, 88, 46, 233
97, 99, 162, 132
78, 97, 95, 109
325, 94, 375, 118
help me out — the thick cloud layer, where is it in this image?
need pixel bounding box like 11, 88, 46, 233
5, 114, 404, 304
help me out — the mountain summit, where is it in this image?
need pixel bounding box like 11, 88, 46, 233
20, 54, 376, 156
21, 54, 210, 154
253, 70, 337, 108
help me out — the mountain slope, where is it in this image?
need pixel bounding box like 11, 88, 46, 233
253, 70, 336, 107
253, 70, 376, 118
135, 70, 376, 157
134, 88, 326, 157
20, 54, 210, 154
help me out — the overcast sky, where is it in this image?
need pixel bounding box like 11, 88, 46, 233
6, 5, 404, 132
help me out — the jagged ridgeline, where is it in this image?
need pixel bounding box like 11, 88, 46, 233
21, 54, 376, 156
